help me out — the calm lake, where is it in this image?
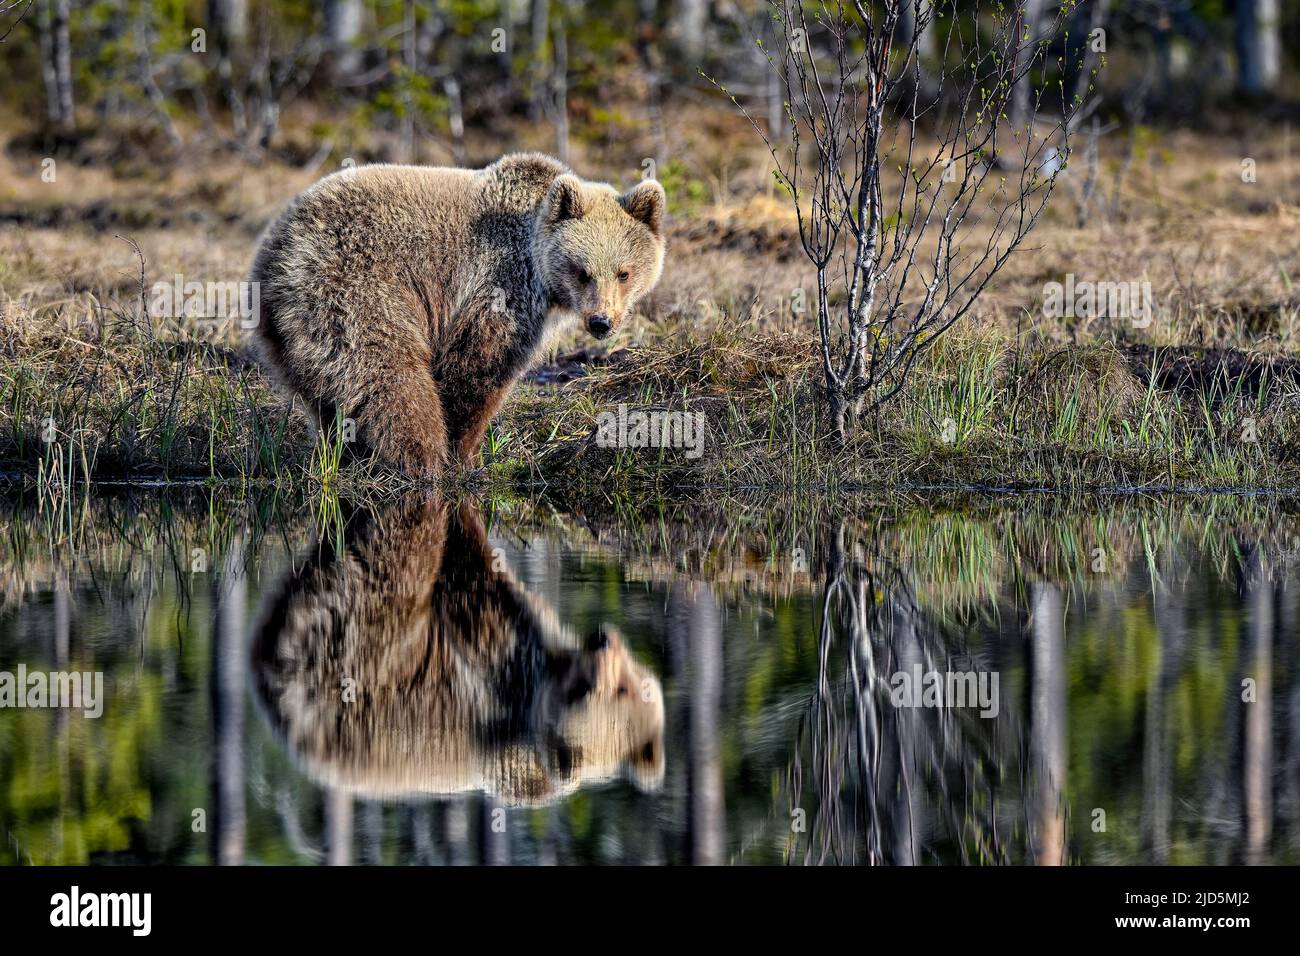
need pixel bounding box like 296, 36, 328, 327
2, 489, 1298, 865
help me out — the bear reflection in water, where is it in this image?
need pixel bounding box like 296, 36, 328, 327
252, 497, 664, 805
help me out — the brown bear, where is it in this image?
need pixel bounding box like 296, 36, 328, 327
250, 495, 666, 805
247, 153, 666, 472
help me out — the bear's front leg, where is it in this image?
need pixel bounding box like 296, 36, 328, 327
450, 381, 516, 468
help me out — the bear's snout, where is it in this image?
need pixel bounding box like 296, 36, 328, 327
586, 314, 612, 339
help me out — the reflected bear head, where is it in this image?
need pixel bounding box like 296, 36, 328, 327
539, 624, 664, 796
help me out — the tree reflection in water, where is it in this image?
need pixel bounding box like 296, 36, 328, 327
0, 492, 1298, 865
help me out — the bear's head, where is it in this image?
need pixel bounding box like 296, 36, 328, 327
535, 624, 666, 799
535, 174, 666, 341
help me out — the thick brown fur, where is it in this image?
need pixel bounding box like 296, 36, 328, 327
250, 496, 665, 805
248, 153, 666, 472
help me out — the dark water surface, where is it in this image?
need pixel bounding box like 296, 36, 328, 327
2, 490, 1298, 865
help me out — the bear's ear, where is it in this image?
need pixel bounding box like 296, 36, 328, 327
539, 174, 587, 228
620, 180, 666, 236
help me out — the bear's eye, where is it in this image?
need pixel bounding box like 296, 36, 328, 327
618, 270, 630, 282
576, 268, 591, 285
